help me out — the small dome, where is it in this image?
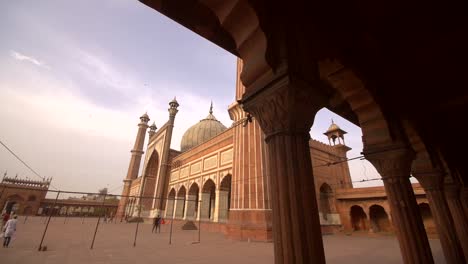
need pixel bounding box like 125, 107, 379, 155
326, 120, 340, 132
140, 112, 150, 120
149, 122, 157, 131
180, 104, 227, 151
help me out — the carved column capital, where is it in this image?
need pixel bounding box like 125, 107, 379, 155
413, 170, 445, 191
241, 73, 325, 141
363, 145, 415, 180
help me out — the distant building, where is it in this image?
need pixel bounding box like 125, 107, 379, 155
0, 175, 118, 217
0, 175, 50, 215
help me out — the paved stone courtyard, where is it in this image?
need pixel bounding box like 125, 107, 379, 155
1, 217, 445, 263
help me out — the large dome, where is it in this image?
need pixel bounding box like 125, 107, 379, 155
180, 104, 227, 152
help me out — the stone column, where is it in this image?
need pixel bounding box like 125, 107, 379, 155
414, 171, 465, 264
200, 192, 211, 220
213, 190, 220, 222
242, 78, 326, 264
445, 182, 468, 259
185, 194, 197, 220
365, 146, 434, 264
218, 190, 229, 222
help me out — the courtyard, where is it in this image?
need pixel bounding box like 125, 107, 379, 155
1, 216, 445, 264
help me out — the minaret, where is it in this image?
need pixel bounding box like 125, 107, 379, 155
323, 120, 353, 188
154, 97, 179, 213
116, 112, 150, 218
148, 122, 157, 139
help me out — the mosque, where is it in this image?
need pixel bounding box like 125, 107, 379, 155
116, 60, 433, 241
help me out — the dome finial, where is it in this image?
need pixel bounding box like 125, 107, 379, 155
209, 101, 213, 114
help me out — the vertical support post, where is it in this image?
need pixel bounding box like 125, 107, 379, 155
38, 191, 60, 251
365, 147, 434, 263
198, 199, 201, 243
242, 78, 326, 264
90, 194, 107, 250
415, 171, 466, 264
64, 207, 69, 224
169, 197, 176, 245
133, 195, 143, 247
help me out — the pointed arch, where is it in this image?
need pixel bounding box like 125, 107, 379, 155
186, 182, 200, 220
350, 205, 368, 231
219, 174, 232, 222
369, 204, 391, 232
319, 183, 333, 221
201, 179, 216, 220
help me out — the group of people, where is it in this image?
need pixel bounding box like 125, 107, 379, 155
1, 212, 17, 248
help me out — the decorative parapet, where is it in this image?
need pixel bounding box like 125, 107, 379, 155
309, 138, 340, 156
1, 176, 51, 189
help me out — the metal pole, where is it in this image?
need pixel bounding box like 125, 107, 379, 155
90, 194, 107, 250
64, 207, 69, 224
169, 197, 176, 245
133, 196, 143, 247
38, 191, 60, 251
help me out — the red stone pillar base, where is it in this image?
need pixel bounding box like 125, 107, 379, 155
415, 171, 465, 264
445, 183, 468, 260
226, 210, 272, 241
365, 146, 434, 264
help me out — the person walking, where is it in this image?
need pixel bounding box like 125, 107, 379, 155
3, 215, 17, 248
152, 215, 161, 233
1, 212, 10, 230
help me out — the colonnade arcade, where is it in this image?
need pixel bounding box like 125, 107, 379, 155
165, 175, 232, 223
136, 2, 468, 263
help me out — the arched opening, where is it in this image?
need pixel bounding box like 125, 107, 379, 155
3, 194, 24, 214
350, 205, 368, 231
175, 186, 187, 219
369, 205, 391, 233
218, 174, 232, 222
419, 203, 436, 234
186, 183, 200, 220
166, 188, 176, 218
319, 183, 333, 221
201, 179, 216, 221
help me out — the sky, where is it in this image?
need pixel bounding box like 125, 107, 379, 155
0, 0, 393, 196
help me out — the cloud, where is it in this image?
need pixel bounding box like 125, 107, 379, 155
10, 50, 50, 69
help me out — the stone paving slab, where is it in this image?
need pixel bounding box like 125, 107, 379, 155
0, 217, 445, 263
